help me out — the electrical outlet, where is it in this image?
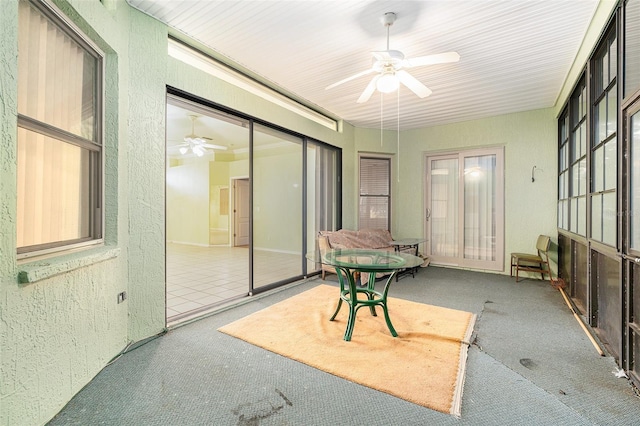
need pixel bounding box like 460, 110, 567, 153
117, 291, 127, 304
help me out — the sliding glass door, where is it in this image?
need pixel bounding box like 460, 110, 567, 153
165, 92, 341, 321
425, 148, 504, 270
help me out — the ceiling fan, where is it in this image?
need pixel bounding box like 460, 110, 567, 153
175, 115, 227, 157
326, 12, 460, 103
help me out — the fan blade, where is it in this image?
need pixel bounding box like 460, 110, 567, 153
396, 70, 432, 98
404, 52, 460, 68
202, 143, 228, 150
326, 68, 375, 90
356, 75, 379, 103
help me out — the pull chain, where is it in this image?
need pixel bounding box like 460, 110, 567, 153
397, 88, 400, 182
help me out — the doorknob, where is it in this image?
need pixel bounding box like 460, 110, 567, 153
426, 208, 431, 221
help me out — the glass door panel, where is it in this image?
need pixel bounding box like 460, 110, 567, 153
252, 124, 303, 291
631, 110, 640, 250
626, 102, 640, 383
306, 142, 339, 274
464, 155, 497, 261
427, 156, 459, 261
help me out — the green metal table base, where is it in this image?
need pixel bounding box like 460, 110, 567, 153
330, 265, 398, 341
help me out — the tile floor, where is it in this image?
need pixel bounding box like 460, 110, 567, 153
166, 243, 308, 322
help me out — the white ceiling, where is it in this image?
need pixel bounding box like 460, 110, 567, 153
128, 0, 599, 131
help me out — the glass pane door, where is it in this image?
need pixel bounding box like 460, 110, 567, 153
252, 124, 303, 292
426, 148, 504, 270
626, 101, 640, 383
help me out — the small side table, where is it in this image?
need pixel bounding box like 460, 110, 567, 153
391, 238, 425, 280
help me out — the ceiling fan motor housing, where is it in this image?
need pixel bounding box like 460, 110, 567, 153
381, 12, 397, 26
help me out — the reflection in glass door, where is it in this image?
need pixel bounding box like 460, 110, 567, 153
425, 148, 504, 270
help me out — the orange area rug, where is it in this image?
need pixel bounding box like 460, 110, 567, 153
218, 284, 476, 417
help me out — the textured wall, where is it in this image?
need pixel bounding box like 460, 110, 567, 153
125, 8, 168, 342
0, 1, 20, 421
0, 1, 163, 424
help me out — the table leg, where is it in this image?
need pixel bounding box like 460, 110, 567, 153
329, 265, 399, 341
395, 243, 420, 281
380, 271, 398, 337
329, 266, 350, 321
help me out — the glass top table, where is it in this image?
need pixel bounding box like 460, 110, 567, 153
390, 238, 426, 248
307, 249, 423, 341
309, 248, 424, 271
390, 238, 426, 280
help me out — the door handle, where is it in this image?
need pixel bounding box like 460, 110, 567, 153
426, 208, 431, 221
618, 253, 640, 263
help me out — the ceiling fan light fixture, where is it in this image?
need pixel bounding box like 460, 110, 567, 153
376, 73, 399, 93
179, 146, 188, 155
193, 145, 205, 157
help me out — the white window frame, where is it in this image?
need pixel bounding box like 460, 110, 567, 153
358, 154, 391, 231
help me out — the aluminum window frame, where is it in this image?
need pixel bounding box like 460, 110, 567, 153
16, 0, 105, 259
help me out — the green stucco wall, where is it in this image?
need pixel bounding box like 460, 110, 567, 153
1, 1, 133, 424
354, 108, 558, 274
0, 0, 613, 424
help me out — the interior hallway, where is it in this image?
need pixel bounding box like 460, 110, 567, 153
51, 267, 640, 425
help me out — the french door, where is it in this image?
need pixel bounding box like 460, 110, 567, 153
624, 99, 640, 385
425, 147, 504, 270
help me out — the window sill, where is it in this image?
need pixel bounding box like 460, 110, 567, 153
18, 246, 121, 284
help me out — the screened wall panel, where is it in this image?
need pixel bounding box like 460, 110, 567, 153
625, 0, 640, 98
591, 29, 617, 246
558, 112, 570, 229
569, 80, 588, 236
593, 251, 622, 359
573, 241, 589, 314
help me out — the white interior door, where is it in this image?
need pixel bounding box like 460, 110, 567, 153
234, 178, 250, 246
